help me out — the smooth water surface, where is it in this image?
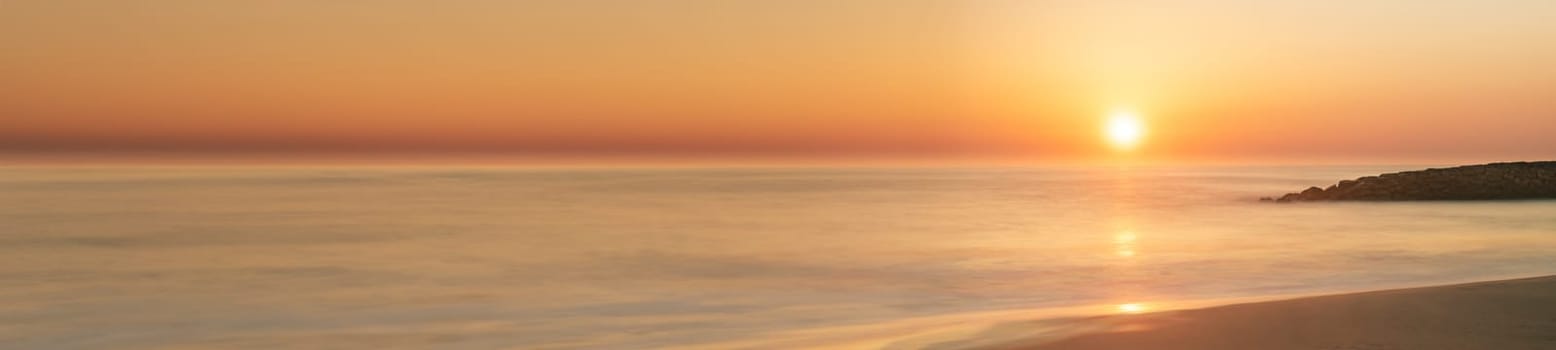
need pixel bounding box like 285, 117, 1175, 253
3, 165, 1555, 348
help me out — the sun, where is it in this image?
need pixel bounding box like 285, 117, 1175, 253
1104, 111, 1145, 150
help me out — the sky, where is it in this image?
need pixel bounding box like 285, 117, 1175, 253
3, 0, 1554, 163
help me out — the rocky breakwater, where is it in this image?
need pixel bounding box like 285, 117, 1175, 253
1266, 161, 1556, 202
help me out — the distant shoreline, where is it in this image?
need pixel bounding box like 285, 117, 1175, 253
982, 275, 1556, 350
1268, 161, 1556, 201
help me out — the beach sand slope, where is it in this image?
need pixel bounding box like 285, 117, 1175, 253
998, 276, 1556, 350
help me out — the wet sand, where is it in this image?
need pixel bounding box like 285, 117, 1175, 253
991, 275, 1556, 350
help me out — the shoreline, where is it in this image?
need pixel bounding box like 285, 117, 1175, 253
676, 275, 1556, 349
965, 275, 1556, 349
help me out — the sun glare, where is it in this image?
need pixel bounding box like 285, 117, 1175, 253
1117, 303, 1146, 314
1104, 111, 1145, 150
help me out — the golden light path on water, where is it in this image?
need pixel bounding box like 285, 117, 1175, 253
1114, 230, 1137, 258
1114, 228, 1147, 314
1110, 157, 1149, 315
1116, 303, 1146, 314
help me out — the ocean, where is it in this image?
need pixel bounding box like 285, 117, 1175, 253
4, 165, 1555, 349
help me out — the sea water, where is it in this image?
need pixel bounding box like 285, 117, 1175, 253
3, 165, 1554, 348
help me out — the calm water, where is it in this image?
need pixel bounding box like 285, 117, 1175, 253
3, 165, 1555, 349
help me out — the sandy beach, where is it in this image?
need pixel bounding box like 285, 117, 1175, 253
984, 275, 1556, 350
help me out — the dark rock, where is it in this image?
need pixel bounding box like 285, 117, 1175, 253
1268, 161, 1556, 202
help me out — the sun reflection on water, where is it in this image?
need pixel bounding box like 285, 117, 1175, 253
1114, 231, 1137, 258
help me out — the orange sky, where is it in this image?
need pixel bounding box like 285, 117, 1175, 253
3, 1, 1554, 163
